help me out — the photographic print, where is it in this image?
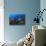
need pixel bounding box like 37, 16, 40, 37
9, 14, 25, 25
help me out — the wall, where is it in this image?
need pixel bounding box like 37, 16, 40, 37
40, 0, 46, 45
4, 0, 40, 42
0, 0, 4, 42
